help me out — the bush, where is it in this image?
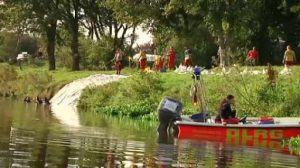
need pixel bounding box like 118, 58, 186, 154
81, 37, 115, 70
56, 46, 73, 69
79, 72, 165, 119
100, 100, 154, 118
0, 64, 18, 96
79, 66, 300, 120
19, 71, 53, 96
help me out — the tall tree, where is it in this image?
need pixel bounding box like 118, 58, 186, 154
1, 0, 60, 70
60, 0, 82, 71
31, 0, 60, 70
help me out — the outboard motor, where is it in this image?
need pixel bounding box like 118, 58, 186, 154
158, 97, 183, 135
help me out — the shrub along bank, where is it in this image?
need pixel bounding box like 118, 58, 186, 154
0, 63, 102, 98
78, 66, 300, 120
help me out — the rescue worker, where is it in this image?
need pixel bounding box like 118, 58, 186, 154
113, 48, 123, 75
168, 47, 176, 70
139, 50, 147, 70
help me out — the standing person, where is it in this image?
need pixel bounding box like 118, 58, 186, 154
184, 48, 192, 67
161, 55, 167, 72
113, 48, 123, 75
211, 56, 218, 68
247, 46, 260, 66
168, 47, 176, 70
283, 45, 296, 70
139, 50, 147, 70
155, 55, 162, 72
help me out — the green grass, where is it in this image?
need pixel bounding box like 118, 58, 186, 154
0, 62, 115, 98
2, 62, 300, 120
79, 65, 300, 120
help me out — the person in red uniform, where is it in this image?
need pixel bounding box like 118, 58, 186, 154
184, 48, 192, 67
113, 48, 123, 75
139, 50, 147, 70
168, 47, 176, 70
247, 47, 259, 66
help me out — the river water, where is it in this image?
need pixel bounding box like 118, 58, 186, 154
0, 100, 299, 168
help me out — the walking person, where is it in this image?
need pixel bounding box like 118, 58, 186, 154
283, 45, 296, 71
138, 50, 147, 71
113, 48, 123, 75
184, 47, 192, 67
168, 47, 176, 70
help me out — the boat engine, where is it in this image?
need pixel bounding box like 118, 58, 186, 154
157, 97, 183, 135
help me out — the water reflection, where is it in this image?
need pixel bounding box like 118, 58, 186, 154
0, 100, 299, 168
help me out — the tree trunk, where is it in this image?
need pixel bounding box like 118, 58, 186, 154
46, 22, 57, 71
218, 36, 226, 67
71, 25, 80, 71
71, 1, 80, 71
129, 26, 136, 53
120, 25, 128, 48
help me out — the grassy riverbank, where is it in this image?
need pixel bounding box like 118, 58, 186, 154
78, 66, 300, 120
0, 63, 110, 98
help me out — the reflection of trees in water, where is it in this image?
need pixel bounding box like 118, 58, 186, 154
33, 105, 51, 167
215, 143, 233, 168
0, 104, 13, 167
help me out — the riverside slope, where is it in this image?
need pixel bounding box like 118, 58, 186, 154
50, 74, 127, 127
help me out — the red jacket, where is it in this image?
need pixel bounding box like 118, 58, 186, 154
248, 49, 259, 60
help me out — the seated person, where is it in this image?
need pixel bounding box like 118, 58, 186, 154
215, 95, 245, 124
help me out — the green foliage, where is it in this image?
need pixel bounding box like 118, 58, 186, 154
0, 64, 52, 97
116, 72, 164, 103
56, 46, 73, 68
80, 66, 300, 120
0, 63, 102, 98
1, 0, 300, 69
100, 100, 153, 118
79, 72, 165, 119
0, 32, 40, 62
19, 71, 53, 95
283, 136, 300, 155
81, 37, 115, 70
0, 64, 18, 96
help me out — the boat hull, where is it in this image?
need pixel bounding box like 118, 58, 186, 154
176, 121, 300, 149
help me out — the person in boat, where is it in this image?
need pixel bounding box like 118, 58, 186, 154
139, 50, 147, 71
168, 47, 176, 70
283, 45, 296, 70
113, 48, 123, 75
215, 95, 244, 124
184, 47, 192, 67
